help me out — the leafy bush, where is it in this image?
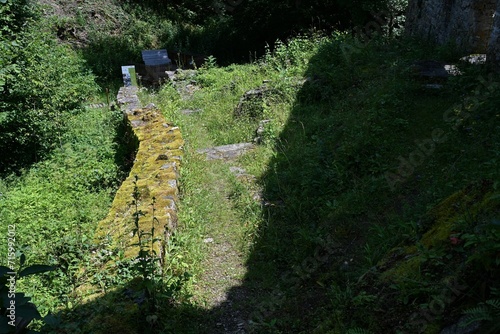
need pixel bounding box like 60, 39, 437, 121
80, 33, 142, 85
0, 0, 31, 90
0, 257, 55, 333
0, 105, 131, 317
0, 4, 97, 172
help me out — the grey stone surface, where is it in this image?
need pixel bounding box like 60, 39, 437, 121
160, 162, 177, 170
197, 143, 255, 160
406, 0, 500, 68
440, 316, 481, 334
229, 166, 247, 176
410, 60, 462, 88
487, 0, 500, 69
460, 54, 487, 64
254, 119, 270, 144
234, 87, 268, 118
406, 0, 496, 53
175, 69, 197, 79
165, 71, 176, 81
130, 120, 146, 127
163, 198, 177, 211
117, 86, 141, 113
411, 60, 461, 78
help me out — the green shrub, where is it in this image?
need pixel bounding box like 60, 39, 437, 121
0, 105, 130, 316
0, 7, 97, 172
0, 260, 55, 333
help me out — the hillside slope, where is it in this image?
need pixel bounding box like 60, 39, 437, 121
143, 35, 500, 333
2, 1, 498, 332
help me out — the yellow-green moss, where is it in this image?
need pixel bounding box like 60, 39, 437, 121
379, 181, 494, 284
94, 106, 183, 262
420, 189, 468, 248
380, 254, 422, 283
421, 181, 494, 248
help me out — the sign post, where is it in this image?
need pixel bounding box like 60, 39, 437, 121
121, 65, 138, 87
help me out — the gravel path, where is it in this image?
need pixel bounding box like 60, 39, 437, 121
197, 228, 251, 333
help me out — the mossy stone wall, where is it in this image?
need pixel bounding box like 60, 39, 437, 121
95, 86, 183, 261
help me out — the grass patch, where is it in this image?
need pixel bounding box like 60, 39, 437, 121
147, 33, 500, 333
0, 104, 132, 322
2, 29, 498, 333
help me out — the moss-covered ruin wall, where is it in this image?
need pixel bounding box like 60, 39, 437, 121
94, 86, 183, 261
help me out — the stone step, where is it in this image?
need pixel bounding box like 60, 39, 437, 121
86, 102, 107, 109
197, 143, 254, 160
410, 60, 460, 80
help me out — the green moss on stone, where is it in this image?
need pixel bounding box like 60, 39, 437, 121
380, 254, 422, 283
379, 181, 494, 284
94, 106, 183, 262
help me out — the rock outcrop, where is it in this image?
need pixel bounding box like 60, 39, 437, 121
406, 0, 500, 68
487, 0, 500, 69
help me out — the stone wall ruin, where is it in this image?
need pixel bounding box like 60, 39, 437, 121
94, 87, 183, 262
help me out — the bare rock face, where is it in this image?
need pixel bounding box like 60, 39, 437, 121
406, 0, 496, 53
406, 0, 500, 69
234, 87, 269, 119
440, 316, 481, 334
487, 0, 500, 69
234, 84, 282, 119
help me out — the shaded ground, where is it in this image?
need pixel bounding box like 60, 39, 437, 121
54, 37, 500, 334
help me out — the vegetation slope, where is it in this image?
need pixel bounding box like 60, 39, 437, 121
1, 0, 499, 333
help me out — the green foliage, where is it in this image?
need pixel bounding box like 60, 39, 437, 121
75, 2, 209, 83
201, 55, 217, 70
461, 218, 500, 270
462, 299, 500, 333
0, 0, 32, 36
153, 31, 500, 333
130, 176, 162, 314
120, 176, 193, 332
2, 1, 499, 332
80, 33, 142, 85
0, 104, 131, 320
0, 256, 55, 333
0, 0, 31, 93
262, 35, 325, 76
0, 4, 97, 171
32, 0, 411, 78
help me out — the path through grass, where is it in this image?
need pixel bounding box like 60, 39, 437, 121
153, 77, 268, 331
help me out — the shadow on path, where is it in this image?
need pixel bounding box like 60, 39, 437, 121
55, 37, 412, 334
